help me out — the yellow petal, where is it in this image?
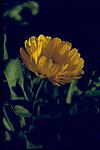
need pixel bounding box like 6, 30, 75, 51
54, 75, 81, 85
37, 56, 48, 76
49, 63, 60, 77
38, 35, 46, 44
69, 53, 81, 65
31, 45, 42, 64
52, 38, 61, 48
25, 38, 37, 55
56, 64, 68, 76
29, 36, 37, 44
59, 41, 72, 55
42, 38, 61, 59
20, 48, 36, 72
41, 39, 53, 58
68, 48, 78, 58
29, 36, 37, 48
52, 42, 72, 64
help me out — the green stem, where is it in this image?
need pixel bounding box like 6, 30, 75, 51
3, 33, 8, 60
66, 80, 77, 104
35, 79, 44, 99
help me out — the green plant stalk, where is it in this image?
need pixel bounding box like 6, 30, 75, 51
35, 79, 44, 99
66, 80, 77, 104
3, 33, 8, 60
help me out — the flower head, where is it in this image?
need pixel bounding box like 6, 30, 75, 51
20, 35, 84, 85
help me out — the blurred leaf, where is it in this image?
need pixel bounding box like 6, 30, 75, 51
74, 86, 83, 96
28, 124, 35, 133
4, 1, 39, 25
85, 90, 100, 97
23, 1, 39, 15
84, 76, 100, 97
18, 131, 26, 140
3, 106, 15, 132
4, 58, 28, 100
95, 82, 100, 87
13, 105, 32, 117
94, 77, 100, 87
5, 130, 11, 141
4, 5, 23, 21
19, 116, 26, 128
3, 33, 8, 60
26, 141, 42, 149
91, 87, 96, 91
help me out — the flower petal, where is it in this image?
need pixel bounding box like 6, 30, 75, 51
37, 56, 49, 76
49, 63, 60, 77
42, 38, 61, 59
58, 41, 72, 55
56, 64, 68, 76
52, 42, 72, 64
25, 37, 37, 55
37, 56, 60, 78
31, 45, 42, 64
20, 48, 36, 72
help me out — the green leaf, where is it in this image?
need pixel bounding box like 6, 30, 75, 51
94, 80, 100, 87
13, 105, 32, 117
3, 33, 8, 60
26, 141, 42, 149
23, 1, 39, 15
4, 5, 23, 21
95, 82, 100, 87
5, 130, 11, 141
3, 107, 15, 132
19, 116, 26, 128
85, 90, 100, 97
4, 58, 28, 100
4, 1, 39, 25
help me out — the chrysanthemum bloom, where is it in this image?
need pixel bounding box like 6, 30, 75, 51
20, 35, 84, 85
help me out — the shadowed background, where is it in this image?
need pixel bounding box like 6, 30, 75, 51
2, 0, 100, 149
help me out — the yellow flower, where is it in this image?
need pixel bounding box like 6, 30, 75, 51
20, 35, 84, 85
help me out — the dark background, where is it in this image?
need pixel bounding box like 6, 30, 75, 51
2, 0, 100, 149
